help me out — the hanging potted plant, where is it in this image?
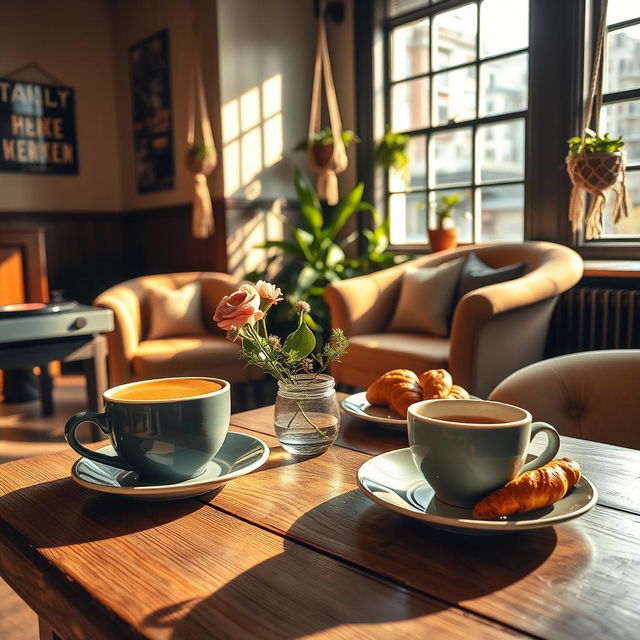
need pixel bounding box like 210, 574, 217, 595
566, 129, 628, 239
428, 193, 460, 252
374, 129, 410, 185
293, 128, 360, 166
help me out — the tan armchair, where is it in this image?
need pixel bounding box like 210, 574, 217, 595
94, 272, 261, 386
489, 350, 640, 449
324, 242, 582, 398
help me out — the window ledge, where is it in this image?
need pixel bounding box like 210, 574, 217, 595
583, 260, 640, 278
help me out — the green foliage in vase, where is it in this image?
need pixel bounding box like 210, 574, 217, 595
567, 129, 624, 155
293, 128, 360, 152
434, 193, 460, 229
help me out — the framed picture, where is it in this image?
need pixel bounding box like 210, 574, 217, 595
129, 29, 175, 193
0, 78, 78, 175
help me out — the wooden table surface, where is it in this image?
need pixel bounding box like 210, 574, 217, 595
0, 394, 639, 639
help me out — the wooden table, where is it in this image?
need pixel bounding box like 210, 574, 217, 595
0, 394, 639, 639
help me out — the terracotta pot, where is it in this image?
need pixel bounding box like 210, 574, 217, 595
312, 142, 334, 167
428, 228, 459, 252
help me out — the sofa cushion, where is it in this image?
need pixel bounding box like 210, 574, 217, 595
389, 257, 465, 337
457, 252, 527, 300
342, 333, 450, 387
146, 282, 206, 340
132, 335, 253, 381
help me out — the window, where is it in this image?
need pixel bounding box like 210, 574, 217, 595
385, 0, 529, 246
596, 0, 640, 239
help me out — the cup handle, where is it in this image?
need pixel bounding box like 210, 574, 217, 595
520, 421, 561, 474
64, 411, 132, 471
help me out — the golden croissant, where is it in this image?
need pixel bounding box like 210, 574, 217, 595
418, 370, 470, 400
366, 369, 422, 418
472, 458, 582, 520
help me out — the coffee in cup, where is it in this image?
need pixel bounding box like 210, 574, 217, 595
65, 377, 230, 483
407, 399, 560, 508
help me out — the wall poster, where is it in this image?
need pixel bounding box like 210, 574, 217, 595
130, 29, 175, 193
0, 78, 78, 174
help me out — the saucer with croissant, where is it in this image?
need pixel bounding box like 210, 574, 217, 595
341, 368, 470, 428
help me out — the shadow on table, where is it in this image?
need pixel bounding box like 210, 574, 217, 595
0, 477, 212, 546
143, 489, 586, 639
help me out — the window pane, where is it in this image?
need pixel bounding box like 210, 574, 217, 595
602, 171, 640, 236
479, 184, 524, 241
430, 188, 473, 242
432, 3, 477, 71
601, 101, 640, 164
430, 127, 472, 186
480, 0, 528, 58
605, 25, 640, 93
607, 0, 639, 26
391, 77, 430, 131
391, 18, 430, 81
389, 134, 426, 192
432, 65, 476, 125
389, 192, 427, 244
479, 53, 528, 117
476, 119, 525, 183
388, 0, 430, 19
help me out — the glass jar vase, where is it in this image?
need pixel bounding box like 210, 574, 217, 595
274, 374, 340, 456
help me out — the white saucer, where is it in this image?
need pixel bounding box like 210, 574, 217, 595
71, 431, 270, 501
341, 392, 406, 429
357, 448, 598, 534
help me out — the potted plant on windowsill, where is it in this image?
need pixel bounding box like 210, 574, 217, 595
428, 193, 460, 252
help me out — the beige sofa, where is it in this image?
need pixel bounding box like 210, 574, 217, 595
324, 242, 583, 398
94, 272, 261, 387
489, 350, 640, 449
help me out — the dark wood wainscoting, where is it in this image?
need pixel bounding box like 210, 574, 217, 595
0, 202, 228, 305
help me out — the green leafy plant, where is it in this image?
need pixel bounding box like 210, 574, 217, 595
374, 129, 410, 180
247, 168, 408, 337
567, 129, 624, 155
293, 128, 360, 152
433, 193, 460, 229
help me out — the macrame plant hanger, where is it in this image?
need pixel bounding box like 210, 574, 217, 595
566, 0, 629, 239
307, 0, 347, 206
186, 0, 217, 239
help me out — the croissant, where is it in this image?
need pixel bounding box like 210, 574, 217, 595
447, 384, 470, 399
472, 458, 582, 520
366, 369, 422, 418
419, 369, 453, 399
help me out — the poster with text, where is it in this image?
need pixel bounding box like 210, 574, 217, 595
0, 78, 78, 174
130, 29, 175, 193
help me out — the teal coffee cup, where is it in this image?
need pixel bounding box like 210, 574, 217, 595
407, 399, 560, 508
65, 377, 230, 483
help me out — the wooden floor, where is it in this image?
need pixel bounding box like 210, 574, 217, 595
0, 375, 87, 640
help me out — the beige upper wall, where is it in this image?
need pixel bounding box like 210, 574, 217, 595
0, 0, 121, 212
217, 0, 357, 201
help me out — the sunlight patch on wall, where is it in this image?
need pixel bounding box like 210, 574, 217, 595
222, 74, 283, 199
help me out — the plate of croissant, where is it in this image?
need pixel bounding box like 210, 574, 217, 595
341, 368, 472, 429
357, 452, 598, 533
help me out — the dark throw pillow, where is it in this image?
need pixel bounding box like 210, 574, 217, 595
457, 252, 527, 300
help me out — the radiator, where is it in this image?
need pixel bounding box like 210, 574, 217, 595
548, 287, 640, 355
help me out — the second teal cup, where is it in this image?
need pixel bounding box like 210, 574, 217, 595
407, 399, 560, 508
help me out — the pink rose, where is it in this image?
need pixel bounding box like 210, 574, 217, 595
214, 284, 264, 331
256, 280, 283, 308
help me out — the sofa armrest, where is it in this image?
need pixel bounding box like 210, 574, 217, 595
94, 284, 145, 386
449, 251, 583, 396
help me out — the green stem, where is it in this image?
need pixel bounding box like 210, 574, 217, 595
285, 400, 327, 437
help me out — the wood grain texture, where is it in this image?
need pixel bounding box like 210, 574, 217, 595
203, 425, 640, 640
0, 450, 522, 640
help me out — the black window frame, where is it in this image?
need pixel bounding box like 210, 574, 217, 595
354, 0, 640, 260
